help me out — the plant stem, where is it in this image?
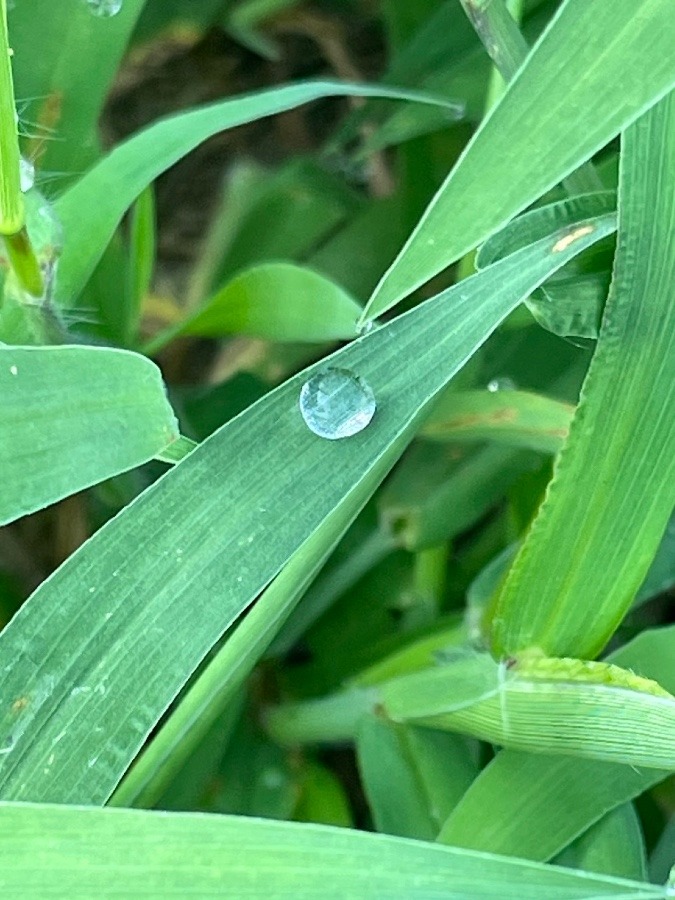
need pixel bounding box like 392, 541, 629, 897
0, 0, 43, 296
265, 687, 377, 746
461, 0, 528, 83
4, 228, 44, 296
406, 542, 448, 629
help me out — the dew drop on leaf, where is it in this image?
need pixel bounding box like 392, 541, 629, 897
487, 377, 517, 392
299, 367, 376, 440
83, 0, 123, 17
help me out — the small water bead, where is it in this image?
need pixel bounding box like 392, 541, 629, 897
19, 157, 35, 193
487, 377, 517, 393
299, 367, 376, 440
356, 318, 378, 337
84, 0, 123, 17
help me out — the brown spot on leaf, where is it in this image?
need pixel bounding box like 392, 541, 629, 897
552, 225, 594, 253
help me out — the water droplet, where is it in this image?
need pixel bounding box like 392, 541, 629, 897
487, 377, 517, 393
70, 685, 92, 697
19, 157, 34, 193
299, 367, 376, 440
83, 0, 122, 16
356, 319, 375, 337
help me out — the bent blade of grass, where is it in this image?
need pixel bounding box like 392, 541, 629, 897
144, 263, 363, 355
382, 654, 675, 769
0, 345, 179, 526
555, 803, 647, 883
0, 216, 613, 805
437, 625, 675, 861
490, 91, 675, 659
0, 802, 667, 899
54, 81, 462, 307
362, 0, 675, 321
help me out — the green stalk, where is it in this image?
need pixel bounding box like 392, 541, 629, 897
265, 687, 377, 746
0, 0, 43, 296
407, 543, 448, 629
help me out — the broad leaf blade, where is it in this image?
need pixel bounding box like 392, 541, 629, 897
181, 263, 361, 343
0, 803, 665, 899
382, 655, 675, 769
363, 0, 675, 319
0, 345, 178, 525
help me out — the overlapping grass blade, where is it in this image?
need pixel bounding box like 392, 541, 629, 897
0, 217, 612, 805
382, 654, 675, 769
490, 92, 675, 659
437, 625, 675, 861
362, 0, 675, 320
421, 389, 572, 453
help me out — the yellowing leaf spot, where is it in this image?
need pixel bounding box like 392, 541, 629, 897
552, 225, 595, 253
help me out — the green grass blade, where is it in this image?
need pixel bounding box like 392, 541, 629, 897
437, 625, 675, 861
111, 480, 385, 809
356, 716, 478, 840
490, 92, 675, 659
54, 81, 462, 307
421, 389, 573, 453
555, 803, 647, 882
476, 193, 616, 267
382, 654, 675, 769
144, 263, 363, 355
0, 345, 178, 525
126, 186, 156, 346
362, 0, 675, 320
0, 803, 666, 899
0, 217, 612, 805
380, 442, 539, 551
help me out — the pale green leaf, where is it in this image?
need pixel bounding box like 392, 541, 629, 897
0, 345, 178, 526
146, 263, 363, 353
0, 803, 665, 899
421, 389, 573, 453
